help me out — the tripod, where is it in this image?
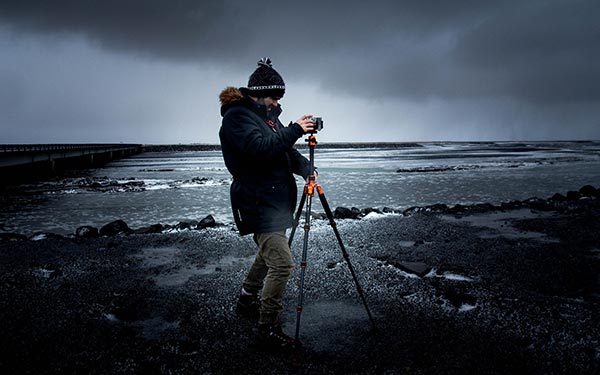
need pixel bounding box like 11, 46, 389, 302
288, 133, 376, 342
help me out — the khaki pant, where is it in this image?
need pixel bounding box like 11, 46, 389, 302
243, 231, 294, 324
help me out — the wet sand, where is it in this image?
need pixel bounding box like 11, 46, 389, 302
1, 199, 599, 374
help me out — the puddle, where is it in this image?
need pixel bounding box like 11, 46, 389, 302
103, 314, 179, 340
440, 209, 559, 242
282, 301, 371, 353
136, 247, 178, 267
136, 248, 255, 287
196, 255, 254, 275
134, 317, 180, 340
459, 303, 477, 312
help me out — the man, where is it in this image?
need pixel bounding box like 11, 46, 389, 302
218, 58, 315, 349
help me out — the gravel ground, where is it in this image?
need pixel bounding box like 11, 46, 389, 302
1, 202, 599, 374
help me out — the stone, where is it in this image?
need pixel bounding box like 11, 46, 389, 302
566, 191, 582, 201
134, 224, 164, 234
361, 207, 382, 216
75, 226, 99, 238
197, 215, 216, 229
579, 185, 597, 198
99, 220, 133, 236
549, 193, 566, 202
334, 206, 359, 219
175, 221, 194, 230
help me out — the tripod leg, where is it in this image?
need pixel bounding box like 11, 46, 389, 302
316, 185, 377, 329
288, 189, 307, 247
295, 188, 313, 342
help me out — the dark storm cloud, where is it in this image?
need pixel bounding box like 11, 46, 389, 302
1, 0, 598, 104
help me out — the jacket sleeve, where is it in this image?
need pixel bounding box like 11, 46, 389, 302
222, 109, 304, 158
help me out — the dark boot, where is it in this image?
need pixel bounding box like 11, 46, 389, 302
236, 291, 260, 319
258, 319, 298, 350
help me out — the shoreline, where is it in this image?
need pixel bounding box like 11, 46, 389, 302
1, 185, 598, 241
0, 187, 599, 373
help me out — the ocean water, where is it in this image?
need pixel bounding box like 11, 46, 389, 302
1, 141, 600, 235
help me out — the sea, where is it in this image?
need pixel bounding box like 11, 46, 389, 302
1, 141, 600, 235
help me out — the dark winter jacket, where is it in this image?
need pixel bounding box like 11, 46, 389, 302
218, 87, 310, 235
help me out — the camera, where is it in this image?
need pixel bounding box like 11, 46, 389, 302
309, 116, 324, 132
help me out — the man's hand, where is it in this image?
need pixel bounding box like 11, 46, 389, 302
295, 114, 315, 133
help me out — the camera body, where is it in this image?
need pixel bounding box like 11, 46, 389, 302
309, 116, 324, 133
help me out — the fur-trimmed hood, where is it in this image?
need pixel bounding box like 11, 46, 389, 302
219, 86, 244, 117
219, 86, 244, 107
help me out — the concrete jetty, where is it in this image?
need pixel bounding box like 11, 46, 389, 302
0, 144, 143, 185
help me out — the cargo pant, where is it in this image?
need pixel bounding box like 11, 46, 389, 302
242, 231, 294, 324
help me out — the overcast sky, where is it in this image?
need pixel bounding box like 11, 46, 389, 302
1, 0, 599, 144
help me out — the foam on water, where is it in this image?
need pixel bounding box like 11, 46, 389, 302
1, 142, 600, 235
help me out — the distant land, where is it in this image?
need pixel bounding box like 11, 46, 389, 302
141, 140, 598, 152
142, 142, 422, 152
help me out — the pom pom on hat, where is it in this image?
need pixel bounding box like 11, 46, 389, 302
246, 57, 285, 98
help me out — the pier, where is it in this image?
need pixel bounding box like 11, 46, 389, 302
0, 144, 144, 185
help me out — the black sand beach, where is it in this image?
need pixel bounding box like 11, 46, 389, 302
1, 190, 599, 374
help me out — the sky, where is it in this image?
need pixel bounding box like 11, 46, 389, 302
0, 0, 599, 144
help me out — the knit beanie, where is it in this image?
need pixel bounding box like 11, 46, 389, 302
246, 57, 285, 98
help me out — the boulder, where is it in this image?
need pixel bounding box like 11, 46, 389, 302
427, 204, 449, 212
361, 207, 383, 216
75, 226, 99, 238
174, 221, 197, 230
566, 191, 582, 201
333, 206, 360, 219
134, 224, 164, 234
549, 193, 566, 202
500, 200, 523, 210
579, 185, 597, 198
524, 197, 552, 210
99, 220, 133, 236
197, 215, 216, 229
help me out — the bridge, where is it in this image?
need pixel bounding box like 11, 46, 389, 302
0, 144, 144, 185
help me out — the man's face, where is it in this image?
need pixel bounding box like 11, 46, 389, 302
263, 96, 280, 111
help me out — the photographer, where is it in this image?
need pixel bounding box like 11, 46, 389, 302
218, 58, 314, 349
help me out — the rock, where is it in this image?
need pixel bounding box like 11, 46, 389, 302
449, 204, 465, 214
579, 185, 597, 198
474, 203, 497, 212
549, 193, 566, 202
175, 221, 194, 230
566, 191, 582, 201
0, 232, 28, 242
134, 224, 164, 234
99, 220, 133, 236
75, 226, 99, 238
402, 206, 420, 216
500, 200, 523, 210
333, 207, 359, 219
524, 197, 552, 210
197, 215, 216, 229
361, 207, 382, 216
428, 204, 449, 212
